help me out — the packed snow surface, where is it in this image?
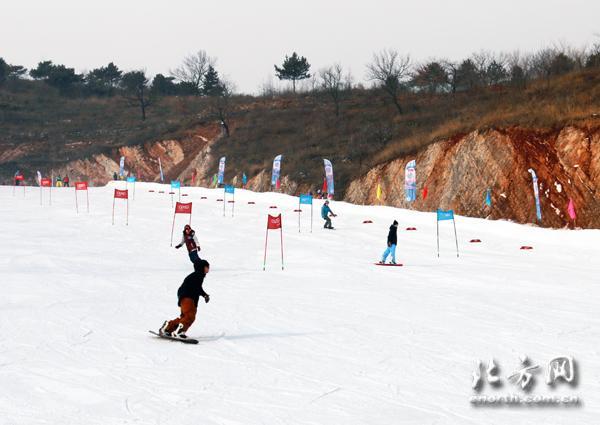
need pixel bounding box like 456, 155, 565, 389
1, 182, 599, 424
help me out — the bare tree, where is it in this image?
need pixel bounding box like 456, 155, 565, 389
366, 49, 411, 114
170, 50, 215, 95
208, 76, 236, 137
320, 64, 346, 116
441, 59, 459, 93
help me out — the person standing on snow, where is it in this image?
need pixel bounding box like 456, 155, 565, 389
321, 200, 337, 229
63, 175, 70, 187
159, 260, 210, 339
379, 220, 398, 264
175, 224, 202, 265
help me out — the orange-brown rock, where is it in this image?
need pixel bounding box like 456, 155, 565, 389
345, 126, 600, 228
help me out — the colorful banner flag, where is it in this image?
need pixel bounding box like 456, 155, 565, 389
323, 159, 334, 196
271, 154, 282, 186
436, 209, 454, 221
158, 157, 164, 182
114, 189, 128, 199
376, 183, 382, 200
174, 202, 192, 214
423, 186, 428, 200
485, 189, 492, 207
567, 198, 576, 220
119, 156, 125, 177
527, 168, 542, 222
218, 157, 226, 185
242, 172, 247, 186
404, 160, 416, 202
299, 194, 313, 205
191, 170, 197, 185
36, 171, 42, 185
212, 174, 218, 187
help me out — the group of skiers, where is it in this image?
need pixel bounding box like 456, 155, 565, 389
55, 175, 70, 187
158, 224, 210, 340
157, 201, 398, 339
12, 171, 70, 187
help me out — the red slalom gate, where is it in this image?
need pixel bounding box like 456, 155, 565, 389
112, 189, 129, 225
170, 202, 193, 246
14, 175, 25, 196
263, 214, 284, 271
40, 178, 52, 206
75, 181, 89, 213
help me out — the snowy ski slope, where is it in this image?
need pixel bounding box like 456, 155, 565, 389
1, 182, 599, 424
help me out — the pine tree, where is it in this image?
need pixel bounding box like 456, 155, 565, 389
202, 65, 223, 96
274, 52, 311, 93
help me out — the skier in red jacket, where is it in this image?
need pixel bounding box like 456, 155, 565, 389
175, 224, 202, 265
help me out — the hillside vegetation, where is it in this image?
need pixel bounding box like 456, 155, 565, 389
1, 67, 599, 196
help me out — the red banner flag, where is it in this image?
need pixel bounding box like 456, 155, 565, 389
267, 214, 282, 229
75, 181, 88, 191
40, 178, 52, 187
175, 202, 192, 214
422, 186, 428, 200
114, 189, 128, 199
264, 214, 284, 270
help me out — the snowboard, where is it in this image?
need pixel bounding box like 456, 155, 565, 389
148, 330, 198, 344
374, 263, 403, 267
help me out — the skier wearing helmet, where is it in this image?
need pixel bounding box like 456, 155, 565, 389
321, 200, 337, 229
175, 224, 202, 265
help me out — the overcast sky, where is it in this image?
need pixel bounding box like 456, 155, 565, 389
2, 0, 599, 93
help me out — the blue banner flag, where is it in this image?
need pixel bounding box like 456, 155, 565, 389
404, 160, 417, 202
299, 194, 313, 205
485, 189, 492, 207
323, 159, 334, 196
437, 209, 454, 221
224, 185, 235, 194
242, 173, 247, 186
127, 176, 136, 183
271, 154, 283, 186
218, 157, 226, 185
171, 180, 181, 189
528, 169, 542, 222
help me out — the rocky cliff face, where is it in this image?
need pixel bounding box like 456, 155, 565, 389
345, 126, 600, 228
49, 124, 220, 186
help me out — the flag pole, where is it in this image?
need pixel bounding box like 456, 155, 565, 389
453, 217, 459, 258
263, 227, 269, 271
436, 215, 440, 258
280, 219, 284, 270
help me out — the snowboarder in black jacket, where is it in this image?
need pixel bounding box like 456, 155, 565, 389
159, 260, 210, 338
379, 220, 398, 264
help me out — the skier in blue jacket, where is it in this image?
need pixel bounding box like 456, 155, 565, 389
379, 220, 398, 264
321, 200, 336, 229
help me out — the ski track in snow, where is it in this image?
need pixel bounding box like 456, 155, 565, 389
1, 182, 599, 425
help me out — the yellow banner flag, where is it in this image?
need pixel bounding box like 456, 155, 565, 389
376, 183, 382, 200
